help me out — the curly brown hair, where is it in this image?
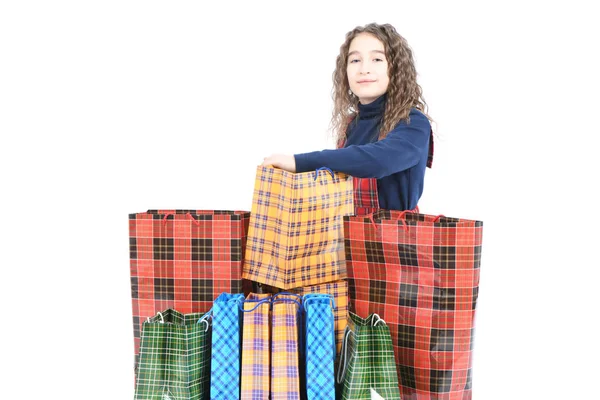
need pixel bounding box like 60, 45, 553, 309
331, 23, 431, 145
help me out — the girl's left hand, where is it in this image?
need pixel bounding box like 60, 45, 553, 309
262, 154, 296, 172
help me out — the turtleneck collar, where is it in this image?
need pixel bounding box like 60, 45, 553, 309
357, 94, 386, 119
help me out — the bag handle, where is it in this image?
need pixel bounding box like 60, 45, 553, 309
161, 212, 202, 226
240, 296, 272, 312
367, 209, 415, 232
371, 313, 386, 326
367, 210, 445, 232
146, 311, 165, 323
336, 327, 353, 384
272, 292, 303, 310
303, 293, 335, 311
197, 312, 212, 332
313, 166, 334, 181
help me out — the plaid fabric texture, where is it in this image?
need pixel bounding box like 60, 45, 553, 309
303, 294, 336, 400
241, 293, 272, 400
337, 312, 401, 400
243, 166, 354, 289
344, 210, 483, 400
129, 209, 250, 370
210, 292, 245, 400
134, 309, 212, 400
290, 280, 348, 356
271, 293, 302, 400
352, 177, 380, 216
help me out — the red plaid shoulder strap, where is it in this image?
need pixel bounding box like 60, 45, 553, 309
426, 127, 434, 168
338, 116, 379, 215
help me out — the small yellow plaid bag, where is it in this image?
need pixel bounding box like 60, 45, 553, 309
243, 166, 354, 290
270, 293, 303, 400
240, 293, 272, 400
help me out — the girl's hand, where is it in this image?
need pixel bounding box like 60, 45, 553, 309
262, 154, 296, 172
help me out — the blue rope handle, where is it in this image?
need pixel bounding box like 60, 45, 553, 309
196, 310, 212, 332
313, 166, 334, 181
302, 293, 336, 311
197, 292, 244, 324
272, 292, 303, 311
240, 296, 272, 312
197, 308, 213, 324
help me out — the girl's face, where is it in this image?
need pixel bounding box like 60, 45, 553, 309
346, 33, 389, 104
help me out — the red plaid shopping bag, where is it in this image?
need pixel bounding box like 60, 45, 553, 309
344, 210, 483, 400
129, 209, 251, 371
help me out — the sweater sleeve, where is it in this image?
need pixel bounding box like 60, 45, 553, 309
294, 110, 431, 179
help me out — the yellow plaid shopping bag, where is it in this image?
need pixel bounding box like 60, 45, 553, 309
240, 293, 272, 400
270, 293, 303, 400
243, 166, 354, 289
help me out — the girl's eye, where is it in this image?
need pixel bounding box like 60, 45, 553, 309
374, 58, 384, 62
349, 59, 360, 63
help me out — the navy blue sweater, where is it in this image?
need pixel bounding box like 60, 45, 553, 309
294, 95, 431, 211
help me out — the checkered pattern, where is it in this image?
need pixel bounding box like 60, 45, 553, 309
241, 293, 272, 400
352, 177, 380, 216
344, 210, 483, 400
303, 294, 336, 400
337, 312, 401, 400
134, 309, 211, 400
243, 166, 354, 289
271, 293, 302, 400
290, 280, 348, 356
210, 292, 245, 400
129, 209, 250, 370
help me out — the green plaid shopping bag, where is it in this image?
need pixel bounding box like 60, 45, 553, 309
134, 309, 212, 400
336, 312, 401, 400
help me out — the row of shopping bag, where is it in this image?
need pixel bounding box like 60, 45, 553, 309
134, 292, 401, 400
130, 166, 356, 293
130, 205, 483, 399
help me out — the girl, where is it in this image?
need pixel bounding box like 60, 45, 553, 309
262, 23, 433, 212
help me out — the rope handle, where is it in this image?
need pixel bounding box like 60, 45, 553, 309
162, 212, 201, 226
302, 293, 335, 311
367, 209, 445, 232
314, 167, 334, 181
240, 296, 272, 312
147, 311, 165, 324
371, 313, 387, 326
197, 310, 212, 332
336, 327, 353, 384
272, 292, 303, 310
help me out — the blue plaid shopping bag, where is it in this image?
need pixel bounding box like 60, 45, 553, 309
303, 293, 336, 400
210, 292, 245, 399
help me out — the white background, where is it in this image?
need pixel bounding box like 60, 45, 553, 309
1, 1, 598, 398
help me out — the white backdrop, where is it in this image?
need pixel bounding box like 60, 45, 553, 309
1, 1, 598, 398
